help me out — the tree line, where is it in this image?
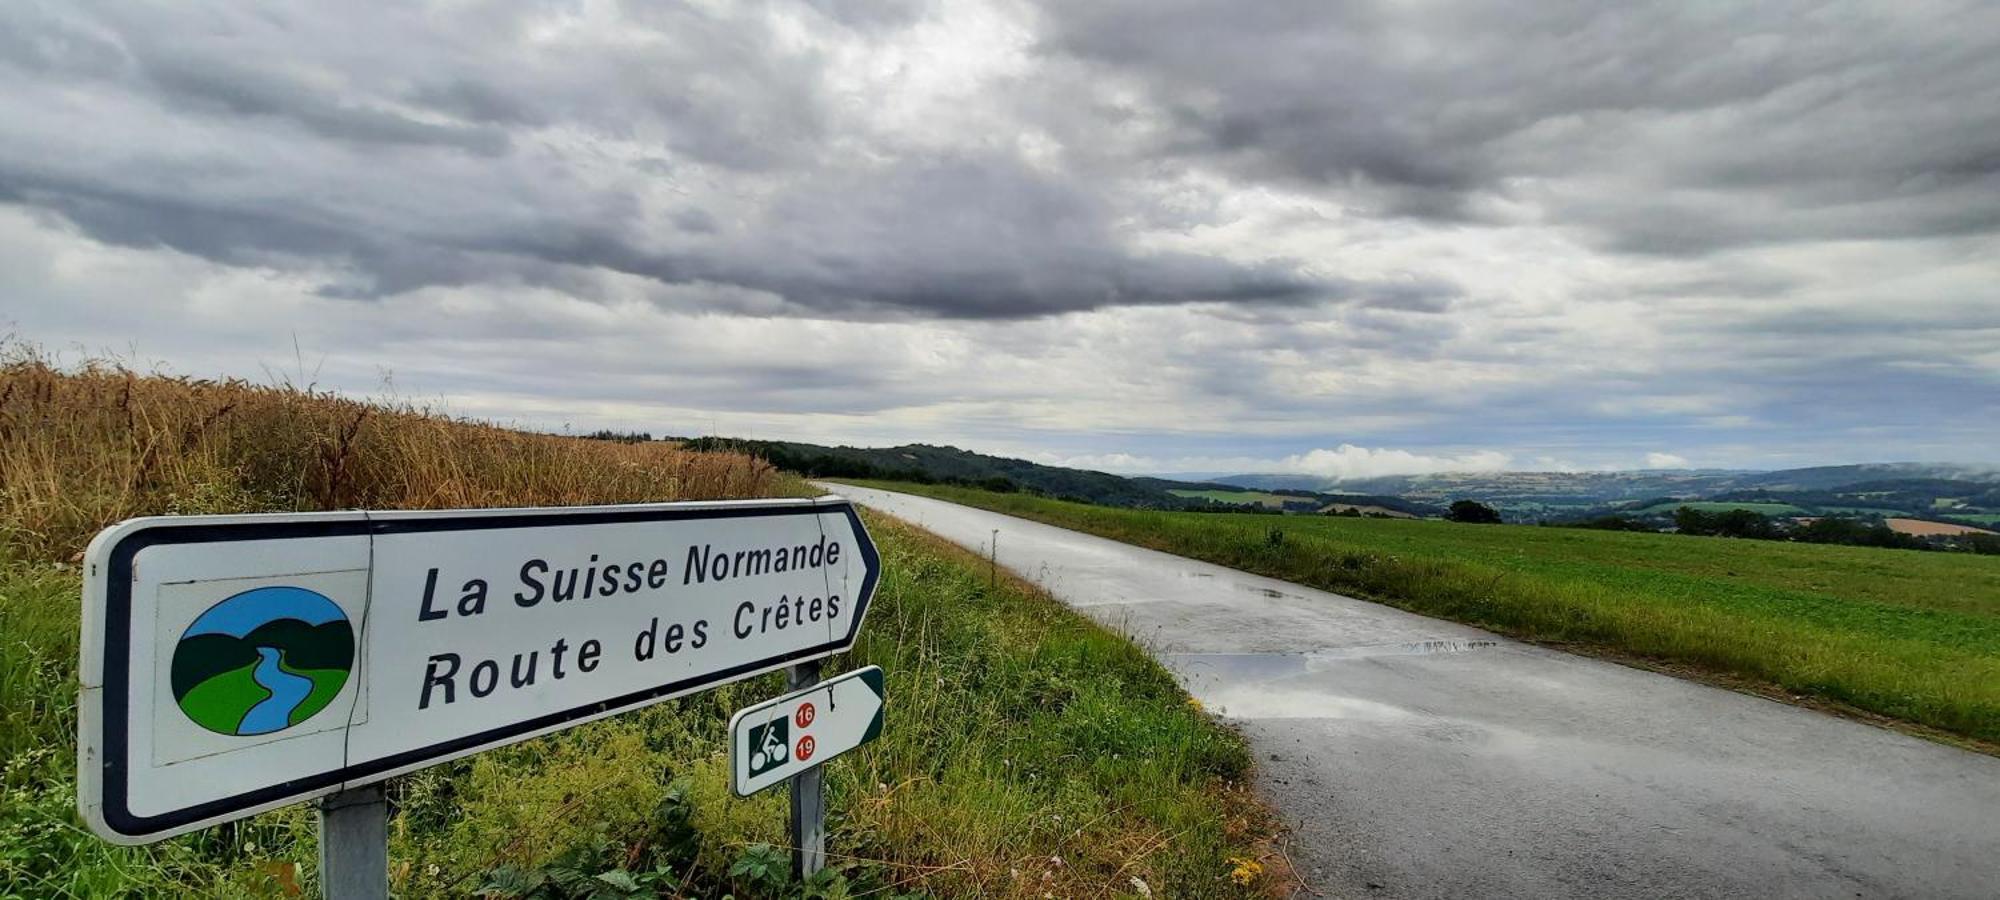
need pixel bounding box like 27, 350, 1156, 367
1567, 506, 1999, 554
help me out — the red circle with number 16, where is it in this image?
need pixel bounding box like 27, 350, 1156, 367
795, 703, 816, 728
796, 735, 816, 761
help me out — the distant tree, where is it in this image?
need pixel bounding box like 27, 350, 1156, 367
1569, 515, 1657, 532
580, 429, 653, 443
1792, 516, 1925, 551
1713, 508, 1777, 539
977, 475, 1018, 493
1446, 500, 1502, 524
1961, 533, 2000, 556
1672, 506, 1717, 535
1674, 506, 1775, 538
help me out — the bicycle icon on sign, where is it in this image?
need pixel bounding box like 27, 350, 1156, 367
749, 700, 825, 777
748, 718, 790, 776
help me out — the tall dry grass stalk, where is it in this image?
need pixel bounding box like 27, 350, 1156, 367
0, 346, 777, 562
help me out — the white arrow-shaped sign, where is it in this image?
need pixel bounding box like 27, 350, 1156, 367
78, 495, 879, 843
729, 665, 885, 796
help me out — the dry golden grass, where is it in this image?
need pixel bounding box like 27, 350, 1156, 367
0, 346, 778, 562
1886, 518, 1997, 537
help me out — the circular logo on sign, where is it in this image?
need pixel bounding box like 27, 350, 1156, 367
795, 735, 817, 762
170, 586, 355, 737
795, 702, 816, 728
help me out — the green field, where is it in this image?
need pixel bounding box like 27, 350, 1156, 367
1630, 500, 1810, 516
849, 481, 2000, 747
1168, 488, 1292, 508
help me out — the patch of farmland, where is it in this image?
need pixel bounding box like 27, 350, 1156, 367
1887, 518, 1999, 537
1169, 488, 1290, 508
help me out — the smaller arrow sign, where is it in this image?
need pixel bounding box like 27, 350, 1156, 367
730, 666, 885, 796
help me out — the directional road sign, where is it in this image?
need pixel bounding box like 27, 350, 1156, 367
78, 495, 879, 843
730, 665, 885, 796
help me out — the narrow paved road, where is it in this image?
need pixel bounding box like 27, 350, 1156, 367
829, 484, 2000, 900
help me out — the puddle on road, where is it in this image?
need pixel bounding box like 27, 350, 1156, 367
1225, 581, 1293, 599
1314, 639, 1499, 660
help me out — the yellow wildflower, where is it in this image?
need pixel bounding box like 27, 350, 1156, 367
1226, 855, 1263, 886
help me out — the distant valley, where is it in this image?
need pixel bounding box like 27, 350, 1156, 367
678, 437, 1999, 540
1212, 464, 2000, 528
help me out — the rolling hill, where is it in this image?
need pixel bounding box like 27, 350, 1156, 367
1212, 464, 2000, 524
682, 438, 1438, 515
685, 437, 1998, 531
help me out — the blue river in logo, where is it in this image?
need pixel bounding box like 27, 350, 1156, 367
237, 647, 314, 735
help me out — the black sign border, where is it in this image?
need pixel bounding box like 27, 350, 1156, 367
96, 500, 879, 839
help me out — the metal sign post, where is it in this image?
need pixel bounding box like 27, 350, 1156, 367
317, 785, 388, 900
786, 660, 825, 879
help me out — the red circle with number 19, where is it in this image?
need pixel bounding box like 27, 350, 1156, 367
795, 735, 816, 761
795, 703, 816, 728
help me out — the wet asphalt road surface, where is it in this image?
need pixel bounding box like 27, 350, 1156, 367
828, 483, 2000, 900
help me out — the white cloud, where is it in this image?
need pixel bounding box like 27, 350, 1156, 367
1035, 444, 1515, 480
1277, 445, 1514, 481
1644, 452, 1691, 469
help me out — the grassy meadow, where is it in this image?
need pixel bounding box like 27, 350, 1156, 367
0, 352, 1276, 898
846, 481, 2000, 748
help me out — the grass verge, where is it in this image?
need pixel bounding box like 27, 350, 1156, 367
843, 481, 2000, 749
0, 354, 1276, 898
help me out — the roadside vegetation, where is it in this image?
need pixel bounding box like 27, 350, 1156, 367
0, 350, 1275, 898
844, 481, 2000, 749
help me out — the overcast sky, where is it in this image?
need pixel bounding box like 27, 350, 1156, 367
4, 0, 1996, 479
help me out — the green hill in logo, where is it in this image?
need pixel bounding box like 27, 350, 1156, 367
171, 586, 354, 736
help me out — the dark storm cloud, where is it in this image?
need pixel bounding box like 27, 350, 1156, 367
0, 0, 1991, 475
0, 0, 1346, 318
141, 55, 511, 154
1034, 0, 2000, 252
696, 155, 1334, 317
